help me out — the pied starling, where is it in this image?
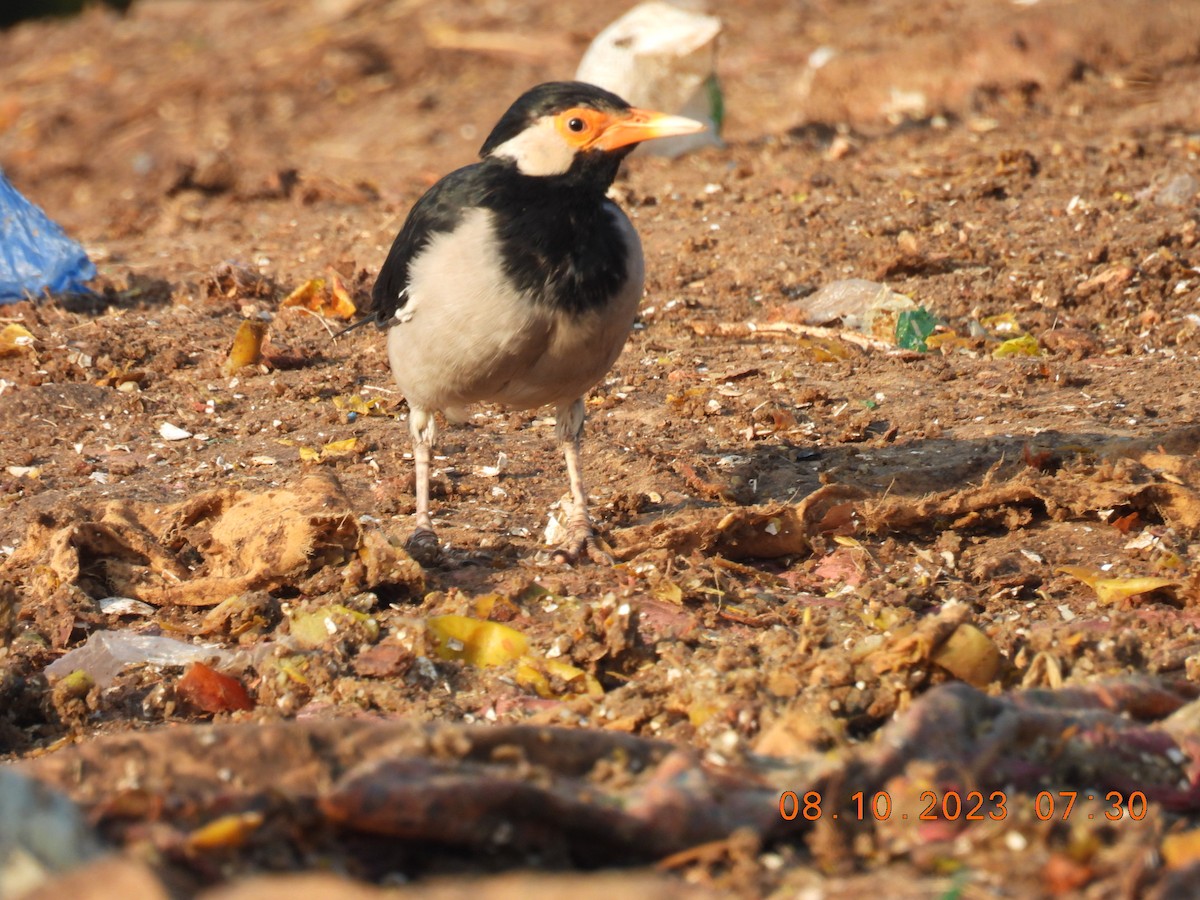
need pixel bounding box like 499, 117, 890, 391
357, 81, 702, 564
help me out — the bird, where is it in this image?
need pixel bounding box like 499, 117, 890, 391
352, 81, 703, 565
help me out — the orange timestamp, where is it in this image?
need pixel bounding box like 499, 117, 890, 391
778, 789, 1150, 822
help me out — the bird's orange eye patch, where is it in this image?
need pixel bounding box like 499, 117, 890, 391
554, 108, 609, 147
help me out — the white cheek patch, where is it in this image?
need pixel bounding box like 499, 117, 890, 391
489, 117, 576, 177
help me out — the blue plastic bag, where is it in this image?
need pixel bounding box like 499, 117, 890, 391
0, 168, 95, 302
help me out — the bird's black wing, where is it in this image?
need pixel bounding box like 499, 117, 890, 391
355, 163, 490, 330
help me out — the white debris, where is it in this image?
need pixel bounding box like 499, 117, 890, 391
544, 512, 568, 546
99, 597, 157, 617
158, 422, 192, 441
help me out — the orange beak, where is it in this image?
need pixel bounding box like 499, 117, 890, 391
592, 108, 706, 152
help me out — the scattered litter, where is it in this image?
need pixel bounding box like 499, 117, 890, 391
575, 2, 722, 158
691, 319, 889, 353
1153, 173, 1198, 208
894, 306, 939, 352
0, 169, 95, 302
158, 422, 192, 441
544, 511, 568, 546
98, 597, 156, 617
475, 452, 507, 478
44, 631, 231, 687
176, 662, 255, 714
331, 394, 387, 418
780, 278, 917, 340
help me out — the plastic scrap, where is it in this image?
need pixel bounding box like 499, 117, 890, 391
795, 278, 918, 342
576, 2, 723, 158
1154, 173, 1198, 208
44, 631, 230, 688
0, 169, 95, 302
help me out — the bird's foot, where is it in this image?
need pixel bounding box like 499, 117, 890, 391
552, 523, 614, 566
405, 527, 442, 566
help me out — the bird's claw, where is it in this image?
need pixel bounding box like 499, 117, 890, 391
552, 526, 615, 566
405, 527, 442, 566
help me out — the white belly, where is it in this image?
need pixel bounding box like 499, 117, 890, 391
385, 205, 644, 415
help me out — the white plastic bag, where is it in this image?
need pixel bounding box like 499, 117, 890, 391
576, 2, 723, 158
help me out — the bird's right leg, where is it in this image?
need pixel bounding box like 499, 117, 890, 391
406, 406, 441, 564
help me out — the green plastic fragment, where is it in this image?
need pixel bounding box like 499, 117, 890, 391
895, 307, 939, 352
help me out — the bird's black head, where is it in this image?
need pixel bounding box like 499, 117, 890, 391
478, 81, 703, 186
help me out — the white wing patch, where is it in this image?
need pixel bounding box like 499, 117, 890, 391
391, 287, 413, 323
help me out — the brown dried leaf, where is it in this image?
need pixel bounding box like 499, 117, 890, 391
223, 319, 266, 375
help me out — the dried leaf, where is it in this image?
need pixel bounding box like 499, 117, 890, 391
652, 580, 684, 605
687, 701, 720, 727
832, 534, 866, 550
425, 614, 596, 698
300, 437, 366, 464
924, 332, 976, 355
515, 656, 603, 700
223, 319, 267, 375
186, 811, 265, 851
1162, 828, 1200, 870
793, 335, 853, 362
321, 437, 365, 457
96, 367, 148, 389
332, 394, 387, 417
0, 323, 35, 356
992, 333, 1041, 358
1057, 566, 1179, 605
325, 270, 358, 319
980, 312, 1021, 334
1112, 511, 1140, 534
929, 623, 1003, 688
281, 275, 356, 319
1022, 444, 1054, 471
289, 604, 379, 649
280, 278, 326, 312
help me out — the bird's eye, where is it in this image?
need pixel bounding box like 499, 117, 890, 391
567, 117, 586, 133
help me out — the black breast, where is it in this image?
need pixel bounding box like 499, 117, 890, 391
482, 167, 630, 317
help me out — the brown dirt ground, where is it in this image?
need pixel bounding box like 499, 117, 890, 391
3, 0, 1200, 897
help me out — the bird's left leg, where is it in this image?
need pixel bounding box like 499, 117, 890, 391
406, 406, 441, 565
553, 397, 612, 565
